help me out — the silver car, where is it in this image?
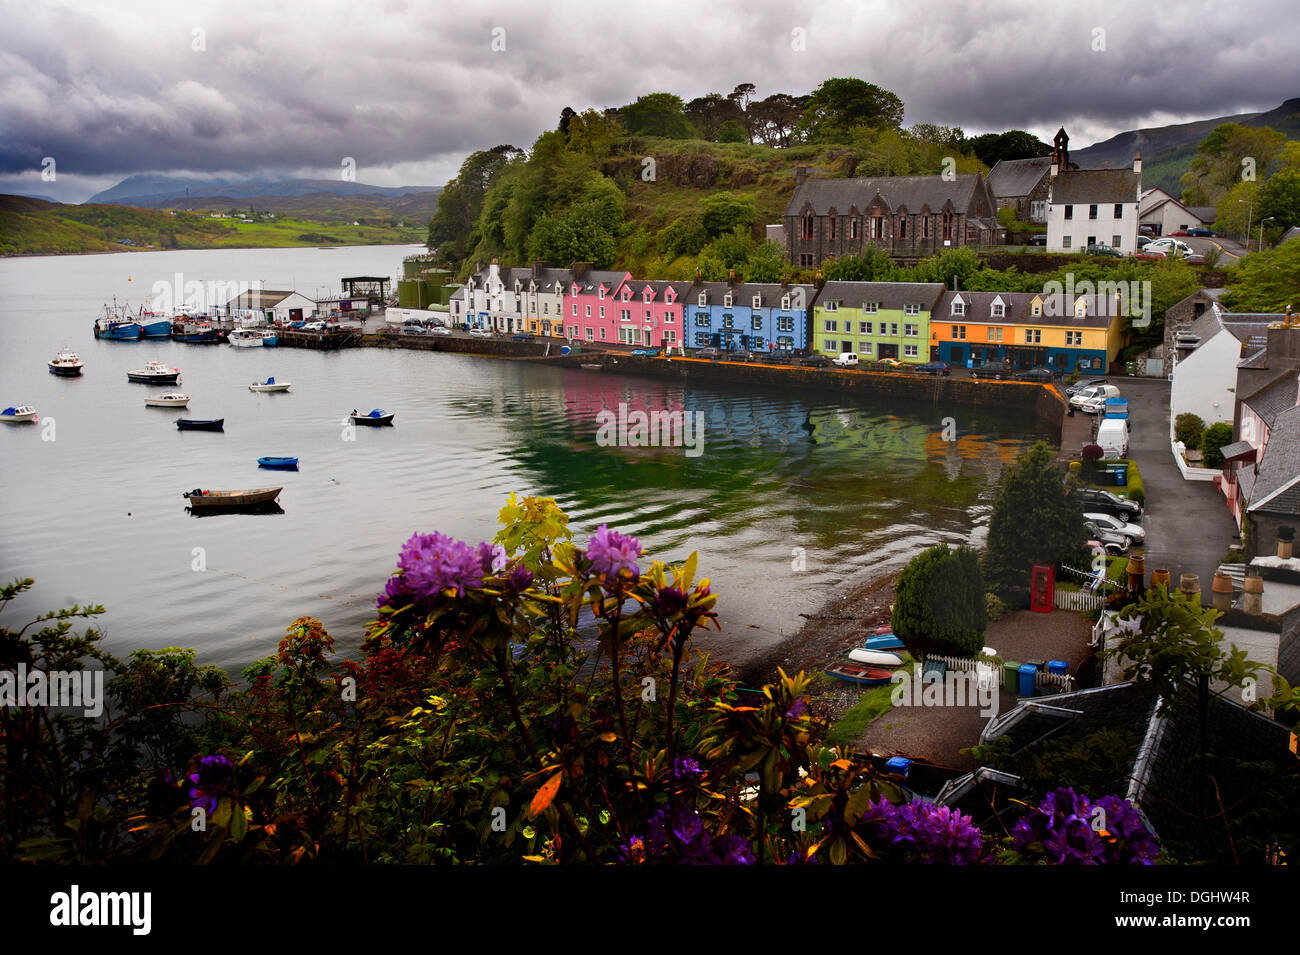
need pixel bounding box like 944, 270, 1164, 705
1085, 512, 1145, 544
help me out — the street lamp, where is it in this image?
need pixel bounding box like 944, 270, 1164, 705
1260, 216, 1275, 251
1238, 198, 1253, 251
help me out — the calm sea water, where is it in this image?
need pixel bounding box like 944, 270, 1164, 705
0, 245, 1046, 674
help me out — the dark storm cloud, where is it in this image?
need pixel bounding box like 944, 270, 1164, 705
1, 0, 1296, 201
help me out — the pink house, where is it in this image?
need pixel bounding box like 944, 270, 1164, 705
562, 267, 691, 349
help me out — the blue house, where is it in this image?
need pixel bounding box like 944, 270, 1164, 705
686, 282, 815, 353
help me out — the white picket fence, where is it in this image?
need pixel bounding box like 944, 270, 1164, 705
1055, 588, 1108, 611
923, 653, 1074, 694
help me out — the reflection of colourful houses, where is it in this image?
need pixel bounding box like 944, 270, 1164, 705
687, 282, 815, 353
812, 282, 945, 363
932, 290, 1124, 372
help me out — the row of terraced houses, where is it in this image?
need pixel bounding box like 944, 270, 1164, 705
448, 261, 1128, 373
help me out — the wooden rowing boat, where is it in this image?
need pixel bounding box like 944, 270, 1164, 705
183, 487, 282, 508
824, 663, 896, 686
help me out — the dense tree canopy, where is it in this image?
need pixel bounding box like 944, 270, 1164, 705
1181, 123, 1286, 208
985, 442, 1088, 592
796, 78, 905, 143
966, 130, 1052, 169
619, 93, 691, 139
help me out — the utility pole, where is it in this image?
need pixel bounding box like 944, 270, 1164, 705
1238, 198, 1253, 252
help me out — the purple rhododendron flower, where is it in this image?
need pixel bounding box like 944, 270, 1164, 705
476, 542, 508, 575
859, 797, 986, 865
506, 564, 534, 593
1011, 788, 1158, 865
375, 574, 411, 610
785, 697, 807, 720
586, 524, 641, 579
397, 532, 484, 601
641, 806, 753, 865
188, 754, 234, 816
671, 756, 702, 780
652, 586, 689, 617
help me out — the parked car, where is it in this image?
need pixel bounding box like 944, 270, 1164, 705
761, 351, 794, 364
1065, 376, 1108, 398
1070, 384, 1121, 411
1184, 252, 1206, 265
1134, 248, 1167, 260
694, 347, 721, 360
509, 332, 535, 341
832, 352, 860, 367
630, 348, 659, 357
875, 358, 905, 369
1085, 244, 1123, 258
799, 353, 831, 368
915, 361, 951, 376
468, 328, 493, 338
727, 348, 758, 362
1071, 487, 1142, 520
1149, 237, 1192, 255
1186, 226, 1216, 237
1139, 224, 1157, 237
403, 324, 431, 335
303, 321, 329, 331
1027, 233, 1048, 246
1085, 512, 1145, 544
971, 361, 1011, 380
1015, 368, 1054, 382
1136, 235, 1154, 249
1086, 526, 1132, 556
430, 326, 452, 335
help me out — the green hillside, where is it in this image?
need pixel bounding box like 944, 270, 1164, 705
0, 196, 426, 256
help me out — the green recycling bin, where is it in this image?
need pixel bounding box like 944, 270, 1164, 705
1003, 661, 1021, 693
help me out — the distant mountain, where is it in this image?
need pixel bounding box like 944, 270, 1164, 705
16, 193, 60, 203
1071, 97, 1300, 196
87, 175, 440, 206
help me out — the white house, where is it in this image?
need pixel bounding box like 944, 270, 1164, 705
221, 289, 318, 324
461, 261, 527, 333
1169, 304, 1277, 441
1044, 128, 1141, 254
1139, 188, 1212, 236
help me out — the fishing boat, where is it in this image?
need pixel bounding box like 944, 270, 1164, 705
176, 418, 224, 431
847, 648, 904, 667
48, 347, 84, 377
174, 322, 222, 344
228, 329, 264, 348
249, 377, 291, 393
93, 302, 141, 340
261, 331, 278, 347
824, 663, 896, 687
144, 393, 190, 408
183, 486, 283, 509
127, 360, 181, 384
1, 405, 38, 423
135, 308, 173, 339
350, 408, 394, 426
257, 456, 299, 470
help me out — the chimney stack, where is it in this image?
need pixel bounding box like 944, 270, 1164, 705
795, 166, 807, 188
1133, 151, 1142, 176
1211, 571, 1234, 611
1243, 572, 1263, 614
1280, 526, 1295, 561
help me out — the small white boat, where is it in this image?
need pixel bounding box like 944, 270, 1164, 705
249, 377, 291, 393
127, 360, 181, 383
183, 486, 283, 509
846, 648, 904, 668
1, 405, 38, 422
229, 329, 265, 348
144, 393, 190, 408
48, 347, 84, 376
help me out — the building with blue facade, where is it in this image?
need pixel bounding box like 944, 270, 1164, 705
686, 282, 815, 353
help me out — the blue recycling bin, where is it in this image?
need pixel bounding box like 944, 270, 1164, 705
885, 757, 912, 778
1115, 468, 1127, 486
1048, 660, 1069, 676
1018, 663, 1037, 697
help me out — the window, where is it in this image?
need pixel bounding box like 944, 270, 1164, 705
1064, 205, 1073, 220
799, 253, 814, 267
723, 314, 734, 329
952, 325, 966, 339
903, 344, 919, 358
871, 216, 884, 239
777, 336, 793, 350
695, 312, 710, 327
1063, 235, 1072, 248
952, 300, 965, 316
849, 219, 859, 240
1088, 204, 1098, 220
695, 332, 709, 347
1065, 331, 1082, 346
571, 304, 578, 317
585, 305, 591, 318
722, 293, 732, 308
752, 315, 763, 331
620, 309, 631, 323
1113, 203, 1123, 218
828, 219, 837, 241
904, 304, 919, 316
778, 316, 793, 332
899, 218, 907, 239
904, 323, 918, 337
989, 327, 1003, 342
698, 292, 707, 307
863, 302, 877, 313
859, 341, 872, 353
801, 214, 814, 241
991, 302, 1005, 318
664, 311, 674, 324
824, 301, 839, 311
585, 327, 594, 341
1024, 329, 1041, 343
663, 329, 676, 343
1031, 302, 1041, 316
1112, 234, 1121, 248
752, 296, 762, 309
889, 323, 899, 336
942, 212, 952, 241
859, 321, 871, 333
752, 336, 764, 349
598, 287, 605, 300
824, 319, 838, 332
781, 295, 791, 310
599, 327, 607, 340
599, 306, 605, 319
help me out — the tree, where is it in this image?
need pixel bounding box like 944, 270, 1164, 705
1180, 123, 1285, 208
749, 93, 807, 147
849, 126, 922, 176
1257, 170, 1300, 232
796, 78, 904, 143
967, 130, 1052, 168
426, 145, 522, 263
1212, 178, 1261, 236
822, 246, 898, 282
1174, 413, 1206, 450
891, 545, 986, 657
1220, 237, 1300, 312
699, 192, 755, 238
985, 441, 1088, 592
715, 120, 748, 144
684, 93, 737, 141
742, 240, 786, 283
619, 93, 691, 139
727, 83, 757, 139
565, 109, 622, 165
1201, 422, 1234, 469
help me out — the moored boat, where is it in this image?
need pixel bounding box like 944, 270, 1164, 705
249, 377, 291, 393
177, 418, 224, 431
136, 309, 173, 338
48, 347, 84, 377
824, 663, 896, 686
144, 393, 190, 408
1, 405, 38, 422
93, 317, 141, 340
862, 631, 905, 651
174, 322, 222, 344
228, 329, 264, 348
257, 456, 299, 470
847, 648, 904, 667
350, 408, 394, 426
183, 486, 283, 509
260, 331, 278, 347
127, 360, 181, 384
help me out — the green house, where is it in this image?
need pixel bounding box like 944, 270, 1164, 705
811, 282, 947, 363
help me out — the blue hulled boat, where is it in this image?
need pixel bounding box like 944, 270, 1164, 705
257, 456, 299, 470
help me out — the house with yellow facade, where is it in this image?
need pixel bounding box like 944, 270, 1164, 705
811, 282, 946, 363
932, 290, 1125, 373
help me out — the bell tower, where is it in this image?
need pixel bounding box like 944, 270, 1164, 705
1052, 128, 1070, 169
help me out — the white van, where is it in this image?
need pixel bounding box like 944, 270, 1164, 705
1095, 417, 1129, 459
832, 352, 860, 367
1070, 384, 1120, 412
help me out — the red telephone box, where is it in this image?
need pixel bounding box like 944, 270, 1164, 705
1030, 563, 1055, 613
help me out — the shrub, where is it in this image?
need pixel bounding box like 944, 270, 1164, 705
985, 592, 1009, 622
1202, 422, 1235, 468
1174, 412, 1206, 450
892, 544, 986, 657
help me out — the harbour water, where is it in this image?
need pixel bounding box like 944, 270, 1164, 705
0, 245, 1049, 674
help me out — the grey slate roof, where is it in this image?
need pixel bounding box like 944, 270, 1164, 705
1220, 440, 1258, 462
1242, 371, 1300, 426
816, 281, 945, 311
689, 282, 817, 308
1186, 206, 1217, 224
986, 157, 1052, 199
784, 174, 987, 217
1051, 168, 1141, 205
571, 269, 632, 292
1249, 405, 1300, 515
937, 289, 1116, 328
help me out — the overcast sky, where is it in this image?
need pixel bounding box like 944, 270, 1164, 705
3, 0, 1297, 202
